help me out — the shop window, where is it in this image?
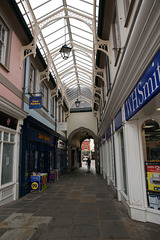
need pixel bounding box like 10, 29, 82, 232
35, 151, 38, 173
112, 7, 121, 66
111, 137, 115, 182
25, 150, 29, 180
50, 151, 54, 171
0, 18, 11, 69
40, 152, 44, 172
30, 150, 34, 175
3, 132, 9, 141
107, 139, 112, 178
142, 120, 160, 210
1, 143, 14, 185
142, 120, 160, 161
123, 0, 135, 27
1, 131, 15, 185
41, 82, 48, 110
119, 128, 127, 195
10, 134, 15, 142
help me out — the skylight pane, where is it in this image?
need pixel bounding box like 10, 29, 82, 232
30, 1, 62, 20
70, 25, 92, 39
67, 0, 93, 15
69, 19, 91, 33
16, 0, 98, 110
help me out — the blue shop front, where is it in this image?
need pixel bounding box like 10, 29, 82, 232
20, 116, 59, 197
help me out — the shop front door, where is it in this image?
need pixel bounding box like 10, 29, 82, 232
40, 151, 48, 173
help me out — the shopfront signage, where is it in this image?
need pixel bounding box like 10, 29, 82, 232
29, 96, 42, 109
57, 122, 67, 131
115, 109, 122, 131
125, 50, 160, 120
146, 165, 160, 192
38, 133, 50, 142
58, 140, 65, 149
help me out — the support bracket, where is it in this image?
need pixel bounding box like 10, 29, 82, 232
95, 66, 105, 82
95, 37, 110, 57
38, 55, 52, 88
20, 23, 41, 69
93, 111, 98, 118
50, 86, 58, 101
20, 40, 36, 69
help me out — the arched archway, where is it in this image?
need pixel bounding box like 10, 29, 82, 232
67, 127, 100, 173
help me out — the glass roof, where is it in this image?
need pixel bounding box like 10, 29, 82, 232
16, 0, 99, 110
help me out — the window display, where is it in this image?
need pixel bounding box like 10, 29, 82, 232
25, 150, 29, 180
1, 131, 15, 185
142, 120, 160, 210
1, 143, 14, 184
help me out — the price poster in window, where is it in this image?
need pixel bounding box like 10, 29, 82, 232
147, 165, 160, 192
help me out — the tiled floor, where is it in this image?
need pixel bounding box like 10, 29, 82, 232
0, 166, 160, 240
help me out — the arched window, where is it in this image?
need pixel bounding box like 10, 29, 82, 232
141, 120, 160, 162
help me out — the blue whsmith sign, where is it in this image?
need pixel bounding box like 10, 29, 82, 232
125, 50, 160, 120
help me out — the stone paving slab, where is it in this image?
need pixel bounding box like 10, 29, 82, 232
0, 168, 160, 240
74, 216, 99, 225
100, 221, 130, 239
23, 216, 52, 229
0, 213, 33, 228
71, 225, 99, 238
40, 226, 72, 239
0, 228, 36, 240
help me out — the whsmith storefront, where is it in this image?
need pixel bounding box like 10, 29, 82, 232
113, 50, 160, 224
21, 116, 59, 197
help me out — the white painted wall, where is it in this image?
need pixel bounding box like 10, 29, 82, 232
67, 112, 97, 138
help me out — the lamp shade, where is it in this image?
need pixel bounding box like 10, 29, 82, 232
75, 99, 80, 107
60, 44, 72, 60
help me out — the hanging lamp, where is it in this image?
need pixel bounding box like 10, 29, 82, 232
75, 86, 80, 107
60, 18, 72, 60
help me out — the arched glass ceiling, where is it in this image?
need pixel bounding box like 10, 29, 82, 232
16, 0, 99, 110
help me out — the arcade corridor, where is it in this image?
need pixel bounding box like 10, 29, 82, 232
0, 167, 160, 240
0, 0, 160, 228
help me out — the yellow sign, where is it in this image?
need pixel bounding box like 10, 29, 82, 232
31, 182, 38, 190
147, 165, 160, 192
38, 133, 50, 142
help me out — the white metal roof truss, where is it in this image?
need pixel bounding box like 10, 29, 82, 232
16, 0, 99, 110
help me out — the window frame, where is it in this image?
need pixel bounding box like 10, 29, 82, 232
0, 128, 16, 186
50, 96, 55, 117
28, 63, 36, 94
58, 105, 61, 122
112, 7, 121, 66
62, 108, 64, 122
0, 16, 12, 70
41, 81, 49, 111
106, 55, 111, 96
